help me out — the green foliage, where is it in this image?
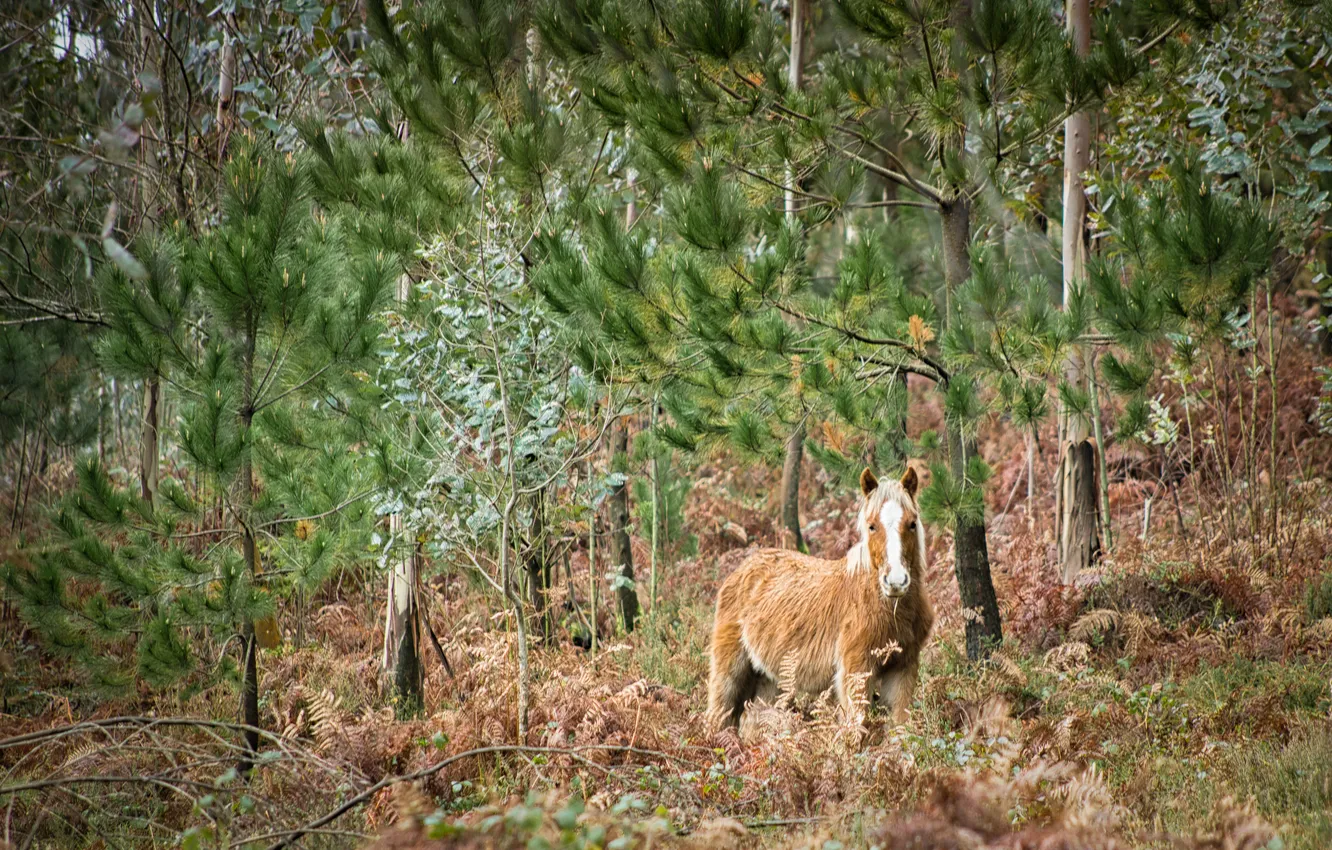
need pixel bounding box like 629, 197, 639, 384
5, 140, 386, 692
1092, 154, 1276, 440
1304, 571, 1332, 623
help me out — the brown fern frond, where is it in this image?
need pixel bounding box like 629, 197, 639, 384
1070, 608, 1121, 642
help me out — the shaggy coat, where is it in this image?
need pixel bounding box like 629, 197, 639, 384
707, 467, 934, 729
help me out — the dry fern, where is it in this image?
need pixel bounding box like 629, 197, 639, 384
1044, 641, 1092, 672
1071, 608, 1122, 642
309, 688, 344, 753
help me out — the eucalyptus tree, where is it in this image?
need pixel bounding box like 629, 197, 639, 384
345, 0, 636, 734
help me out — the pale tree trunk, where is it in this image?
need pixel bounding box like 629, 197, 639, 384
587, 456, 598, 654
780, 0, 807, 553
382, 271, 423, 716
609, 420, 639, 632
1057, 0, 1099, 583
941, 198, 1003, 661
140, 379, 160, 502
649, 397, 662, 619
237, 331, 260, 774
606, 180, 642, 633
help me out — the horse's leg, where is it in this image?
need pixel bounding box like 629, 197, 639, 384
876, 658, 920, 724
834, 641, 874, 723
709, 617, 760, 728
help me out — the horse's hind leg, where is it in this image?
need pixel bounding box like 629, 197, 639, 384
708, 619, 762, 729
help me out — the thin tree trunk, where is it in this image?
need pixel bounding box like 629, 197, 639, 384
1026, 429, 1035, 528
941, 197, 1003, 661
608, 174, 641, 633
781, 422, 806, 551
383, 272, 423, 716
525, 488, 553, 641
779, 0, 810, 554
588, 457, 598, 654
383, 514, 423, 716
1057, 0, 1098, 582
783, 0, 804, 220
10, 423, 28, 533
609, 420, 639, 632
111, 378, 125, 461
237, 335, 260, 773
650, 398, 661, 619
1088, 351, 1112, 551
140, 378, 160, 503
97, 378, 106, 466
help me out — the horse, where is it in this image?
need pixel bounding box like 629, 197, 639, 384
707, 466, 934, 729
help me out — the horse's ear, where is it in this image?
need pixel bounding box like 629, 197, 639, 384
900, 465, 919, 498
859, 467, 879, 496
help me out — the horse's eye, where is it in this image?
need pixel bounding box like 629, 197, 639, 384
868, 523, 878, 531
908, 521, 917, 531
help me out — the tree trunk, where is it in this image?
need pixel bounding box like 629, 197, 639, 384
780, 422, 806, 552
383, 514, 423, 717
940, 197, 1003, 660
237, 338, 260, 773
779, 1, 810, 554
784, 0, 804, 220
1057, 0, 1098, 582
525, 488, 553, 642
587, 457, 598, 654
1060, 440, 1101, 583
608, 420, 639, 632
383, 271, 423, 716
139, 378, 159, 503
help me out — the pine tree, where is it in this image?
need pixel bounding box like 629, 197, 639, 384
1091, 154, 1277, 482
4, 138, 391, 766
301, 123, 461, 717
531, 0, 1198, 660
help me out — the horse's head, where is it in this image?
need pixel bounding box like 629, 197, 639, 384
849, 466, 925, 599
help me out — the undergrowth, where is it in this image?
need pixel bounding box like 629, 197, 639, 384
5, 351, 1332, 849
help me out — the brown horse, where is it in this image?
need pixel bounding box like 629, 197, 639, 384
707, 467, 934, 729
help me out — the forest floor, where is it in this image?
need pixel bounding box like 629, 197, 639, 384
5, 362, 1332, 849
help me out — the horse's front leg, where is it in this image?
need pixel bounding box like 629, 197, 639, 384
834, 644, 874, 724
875, 658, 919, 725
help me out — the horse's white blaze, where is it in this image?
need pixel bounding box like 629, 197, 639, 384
879, 501, 909, 591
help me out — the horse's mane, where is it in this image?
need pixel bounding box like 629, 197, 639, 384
846, 477, 924, 575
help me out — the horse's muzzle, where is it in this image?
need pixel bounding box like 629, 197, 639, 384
880, 576, 910, 598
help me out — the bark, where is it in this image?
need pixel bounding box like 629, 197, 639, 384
1057, 0, 1099, 581
780, 422, 806, 552
237, 336, 260, 773
783, 0, 804, 220
940, 197, 1003, 660
383, 272, 423, 716
587, 458, 598, 654
1089, 351, 1113, 551
525, 488, 553, 642
1060, 440, 1101, 583
649, 398, 662, 618
608, 420, 639, 632
779, 0, 809, 555
140, 378, 160, 503
383, 514, 423, 717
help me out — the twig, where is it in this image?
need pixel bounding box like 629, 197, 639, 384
264, 743, 697, 850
